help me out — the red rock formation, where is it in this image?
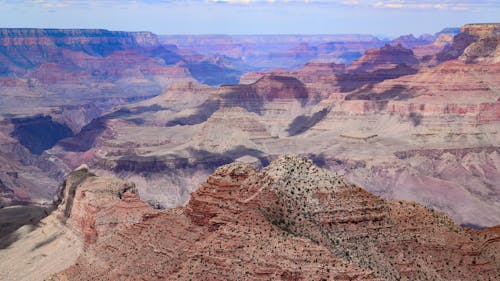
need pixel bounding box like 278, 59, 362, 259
218, 75, 309, 110
49, 156, 500, 280
56, 165, 154, 247
334, 99, 500, 124
252, 75, 309, 100
358, 60, 500, 103
302, 61, 346, 73
348, 44, 419, 73
437, 23, 500, 63
461, 24, 500, 38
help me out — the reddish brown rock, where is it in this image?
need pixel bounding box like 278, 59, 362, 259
437, 23, 500, 63
348, 44, 419, 73
217, 75, 309, 111
357, 60, 500, 103
47, 156, 500, 280
461, 24, 500, 38
252, 75, 309, 100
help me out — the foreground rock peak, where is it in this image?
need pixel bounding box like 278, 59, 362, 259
46, 156, 500, 280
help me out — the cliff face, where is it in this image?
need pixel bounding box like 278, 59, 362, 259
0, 29, 188, 206
40, 156, 500, 280
0, 28, 160, 48
0, 28, 243, 88
55, 165, 148, 247
0, 28, 190, 120
461, 24, 500, 37
350, 59, 500, 103
437, 23, 500, 63
0, 28, 178, 72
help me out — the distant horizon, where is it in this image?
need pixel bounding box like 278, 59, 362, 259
0, 26, 468, 39
1, 1, 498, 37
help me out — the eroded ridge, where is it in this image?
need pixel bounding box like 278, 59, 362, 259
42, 155, 500, 280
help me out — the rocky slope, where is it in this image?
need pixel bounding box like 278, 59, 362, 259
3, 156, 499, 280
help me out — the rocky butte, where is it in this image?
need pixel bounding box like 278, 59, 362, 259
1, 155, 499, 280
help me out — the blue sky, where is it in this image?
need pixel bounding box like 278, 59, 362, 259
1, 0, 498, 36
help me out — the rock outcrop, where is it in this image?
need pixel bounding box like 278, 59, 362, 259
437, 23, 500, 63
55, 165, 149, 246
348, 44, 419, 73
461, 23, 500, 38
42, 156, 500, 280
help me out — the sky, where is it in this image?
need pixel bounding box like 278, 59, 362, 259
0, 0, 498, 37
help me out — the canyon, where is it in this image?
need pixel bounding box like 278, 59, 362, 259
35, 23, 499, 228
0, 22, 499, 280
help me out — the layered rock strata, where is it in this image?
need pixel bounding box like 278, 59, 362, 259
33, 156, 500, 280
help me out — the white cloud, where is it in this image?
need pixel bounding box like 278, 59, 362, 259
3, 0, 497, 11
372, 0, 496, 11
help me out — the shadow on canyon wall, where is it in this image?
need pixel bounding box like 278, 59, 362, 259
10, 116, 74, 155
166, 100, 221, 127
0, 205, 55, 249
113, 146, 271, 174
60, 104, 168, 152
287, 108, 330, 136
